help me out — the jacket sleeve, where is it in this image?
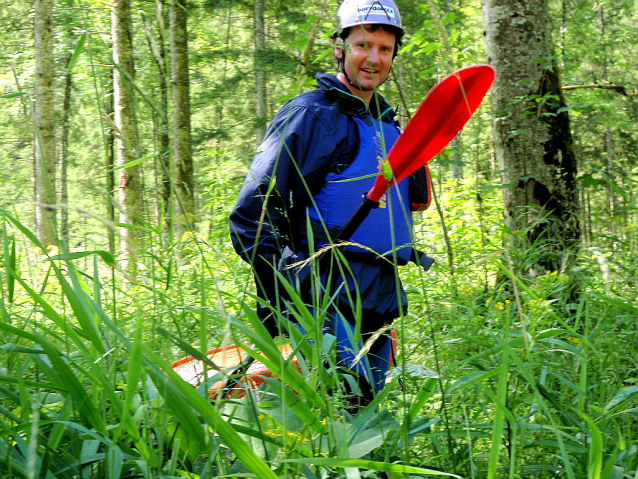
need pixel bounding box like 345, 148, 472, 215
228, 98, 341, 320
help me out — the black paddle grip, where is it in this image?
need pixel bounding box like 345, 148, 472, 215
336, 193, 380, 242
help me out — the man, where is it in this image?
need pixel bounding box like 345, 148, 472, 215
229, 0, 432, 402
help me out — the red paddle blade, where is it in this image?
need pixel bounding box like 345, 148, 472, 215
368, 64, 495, 202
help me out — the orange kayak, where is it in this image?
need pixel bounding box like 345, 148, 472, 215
171, 330, 398, 398
171, 343, 299, 398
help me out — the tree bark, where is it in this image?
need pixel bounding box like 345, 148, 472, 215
60, 56, 73, 248
482, 0, 581, 275
112, 0, 143, 269
106, 88, 117, 256
170, 0, 195, 232
144, 4, 172, 237
34, 0, 57, 248
254, 0, 267, 143
450, 136, 463, 181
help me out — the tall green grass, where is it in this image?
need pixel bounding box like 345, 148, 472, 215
1, 175, 638, 479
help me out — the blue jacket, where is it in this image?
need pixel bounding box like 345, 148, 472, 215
229, 73, 432, 335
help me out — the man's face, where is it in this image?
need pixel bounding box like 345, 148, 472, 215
337, 26, 396, 92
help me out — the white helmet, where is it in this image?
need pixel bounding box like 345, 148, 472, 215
335, 0, 404, 38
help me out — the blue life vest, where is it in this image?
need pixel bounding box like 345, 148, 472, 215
307, 116, 413, 264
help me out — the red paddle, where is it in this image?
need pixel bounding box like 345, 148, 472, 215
367, 64, 494, 202
338, 64, 495, 240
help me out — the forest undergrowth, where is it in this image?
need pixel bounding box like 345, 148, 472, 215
0, 178, 637, 479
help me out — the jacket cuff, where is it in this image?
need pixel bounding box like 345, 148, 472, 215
411, 249, 435, 271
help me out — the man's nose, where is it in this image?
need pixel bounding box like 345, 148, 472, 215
368, 47, 380, 65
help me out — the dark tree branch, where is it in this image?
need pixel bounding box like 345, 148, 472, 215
563, 83, 638, 97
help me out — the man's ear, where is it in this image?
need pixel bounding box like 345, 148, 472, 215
333, 37, 344, 59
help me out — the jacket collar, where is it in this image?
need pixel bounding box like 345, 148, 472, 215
316, 72, 396, 123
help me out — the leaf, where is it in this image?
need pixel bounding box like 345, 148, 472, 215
446, 369, 499, 395
260, 377, 328, 435
347, 414, 399, 459
313, 46, 334, 62
571, 102, 594, 110
282, 458, 462, 477
111, 62, 161, 116
0, 343, 44, 354
52, 263, 106, 354
35, 334, 107, 435
547, 370, 586, 397
580, 174, 600, 189
0, 273, 91, 355
113, 222, 147, 231
591, 294, 638, 314
598, 170, 627, 202
387, 378, 438, 457
110, 153, 155, 170
0, 92, 28, 99
0, 208, 45, 251
106, 445, 123, 479
44, 250, 116, 266
488, 332, 510, 479
535, 328, 569, 340
140, 347, 279, 479
526, 439, 587, 453
67, 31, 88, 73
604, 386, 638, 412
4, 233, 16, 303
580, 413, 603, 479
422, 42, 441, 55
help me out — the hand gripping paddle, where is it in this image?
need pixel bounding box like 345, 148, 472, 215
338, 64, 495, 241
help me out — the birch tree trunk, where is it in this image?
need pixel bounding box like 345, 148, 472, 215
254, 0, 267, 143
112, 0, 142, 269
170, 0, 195, 231
482, 0, 581, 275
34, 0, 57, 248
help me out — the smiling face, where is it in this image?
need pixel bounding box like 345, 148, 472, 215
335, 25, 396, 103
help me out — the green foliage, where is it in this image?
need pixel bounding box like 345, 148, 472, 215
1, 0, 637, 477
2, 163, 638, 477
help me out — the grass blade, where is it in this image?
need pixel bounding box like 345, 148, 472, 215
283, 457, 462, 477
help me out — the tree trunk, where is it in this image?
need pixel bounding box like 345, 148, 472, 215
254, 0, 267, 143
599, 7, 617, 232
34, 0, 57, 248
60, 57, 72, 248
482, 0, 581, 275
144, 3, 172, 237
450, 135, 463, 181
170, 0, 195, 232
112, 0, 143, 269
106, 88, 117, 256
